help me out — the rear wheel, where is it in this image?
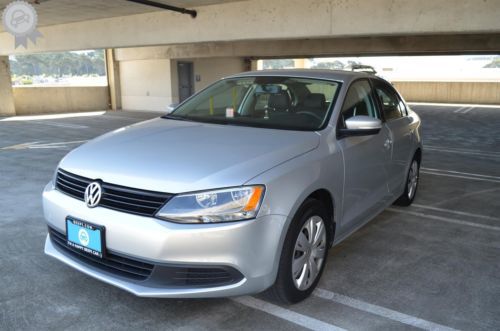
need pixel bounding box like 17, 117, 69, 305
394, 157, 420, 206
267, 199, 330, 304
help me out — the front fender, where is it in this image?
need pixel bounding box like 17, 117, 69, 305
244, 142, 344, 282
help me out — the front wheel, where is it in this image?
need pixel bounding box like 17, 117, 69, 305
394, 157, 420, 206
267, 199, 330, 304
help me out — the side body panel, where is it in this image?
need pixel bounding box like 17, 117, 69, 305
383, 117, 413, 194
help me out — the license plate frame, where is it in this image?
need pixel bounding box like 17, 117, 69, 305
65, 217, 106, 259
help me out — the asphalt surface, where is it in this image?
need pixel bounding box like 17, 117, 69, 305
0, 104, 499, 330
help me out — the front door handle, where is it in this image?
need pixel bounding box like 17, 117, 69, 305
384, 139, 392, 149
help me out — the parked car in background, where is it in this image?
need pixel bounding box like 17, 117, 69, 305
43, 70, 422, 303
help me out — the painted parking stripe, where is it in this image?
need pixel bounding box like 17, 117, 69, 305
232, 296, 346, 331
387, 208, 500, 232
421, 171, 500, 184
313, 288, 457, 331
31, 120, 89, 129
424, 146, 500, 158
407, 102, 500, 109
0, 111, 106, 121
425, 146, 500, 155
421, 168, 500, 184
453, 107, 468, 113
105, 114, 159, 121
411, 204, 499, 221
0, 140, 87, 151
422, 168, 500, 179
314, 288, 459, 331
452, 107, 473, 114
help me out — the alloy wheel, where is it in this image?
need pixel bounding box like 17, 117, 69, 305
292, 215, 327, 290
407, 160, 419, 200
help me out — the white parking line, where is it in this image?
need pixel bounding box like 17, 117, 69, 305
0, 111, 106, 121
387, 208, 500, 232
0, 140, 88, 151
422, 168, 500, 180
424, 146, 500, 158
421, 168, 500, 184
453, 107, 467, 113
426, 146, 500, 155
421, 171, 500, 184
408, 102, 500, 109
411, 204, 499, 221
106, 115, 159, 121
232, 296, 346, 331
453, 107, 473, 114
31, 120, 89, 129
314, 288, 459, 331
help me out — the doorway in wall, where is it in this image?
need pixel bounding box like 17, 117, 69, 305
177, 62, 194, 102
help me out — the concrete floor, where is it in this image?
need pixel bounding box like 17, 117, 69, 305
0, 104, 499, 330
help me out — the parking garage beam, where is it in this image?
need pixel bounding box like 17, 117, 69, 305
0, 56, 15, 116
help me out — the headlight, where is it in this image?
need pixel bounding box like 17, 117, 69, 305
156, 186, 265, 224
51, 167, 59, 188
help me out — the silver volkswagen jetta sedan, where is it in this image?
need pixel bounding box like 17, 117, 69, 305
43, 70, 422, 303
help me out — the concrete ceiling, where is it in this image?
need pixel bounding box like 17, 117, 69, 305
0, 0, 243, 32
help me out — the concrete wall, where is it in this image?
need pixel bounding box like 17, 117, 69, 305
177, 57, 247, 91
119, 56, 245, 111
119, 59, 174, 112
393, 81, 500, 105
2, 0, 500, 55
8, 80, 500, 116
13, 87, 110, 115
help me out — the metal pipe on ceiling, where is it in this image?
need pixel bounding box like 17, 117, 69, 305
126, 0, 197, 18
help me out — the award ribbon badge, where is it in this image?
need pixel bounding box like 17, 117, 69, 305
1, 0, 43, 48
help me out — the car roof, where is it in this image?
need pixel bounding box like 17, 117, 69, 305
226, 69, 375, 84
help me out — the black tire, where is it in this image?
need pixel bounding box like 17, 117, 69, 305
266, 199, 330, 304
394, 156, 420, 206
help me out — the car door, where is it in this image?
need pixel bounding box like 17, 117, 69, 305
337, 79, 392, 231
373, 79, 413, 196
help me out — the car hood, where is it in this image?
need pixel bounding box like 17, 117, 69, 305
59, 118, 320, 193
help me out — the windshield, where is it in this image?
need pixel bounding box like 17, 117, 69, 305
167, 76, 341, 131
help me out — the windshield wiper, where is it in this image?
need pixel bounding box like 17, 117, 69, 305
162, 115, 194, 122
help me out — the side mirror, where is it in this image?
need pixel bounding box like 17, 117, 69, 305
338, 115, 382, 138
166, 103, 179, 114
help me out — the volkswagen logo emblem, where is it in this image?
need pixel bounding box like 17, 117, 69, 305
84, 182, 102, 208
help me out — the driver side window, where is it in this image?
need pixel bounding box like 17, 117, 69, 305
340, 80, 378, 128
374, 82, 404, 120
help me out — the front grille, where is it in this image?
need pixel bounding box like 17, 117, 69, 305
174, 268, 238, 286
49, 227, 154, 281
55, 169, 172, 217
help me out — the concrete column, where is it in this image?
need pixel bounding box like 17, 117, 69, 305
256, 60, 264, 70
106, 49, 122, 111
293, 59, 306, 69
0, 56, 15, 116
250, 59, 259, 71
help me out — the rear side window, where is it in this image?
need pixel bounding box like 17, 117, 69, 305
339, 80, 378, 128
374, 81, 405, 120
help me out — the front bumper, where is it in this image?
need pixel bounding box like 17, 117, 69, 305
43, 183, 287, 298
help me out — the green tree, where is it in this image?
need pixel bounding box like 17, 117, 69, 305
9, 50, 106, 77
483, 56, 500, 68
262, 59, 294, 69
311, 60, 345, 70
